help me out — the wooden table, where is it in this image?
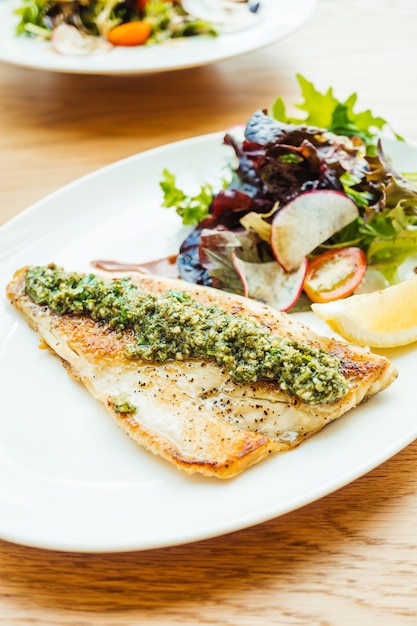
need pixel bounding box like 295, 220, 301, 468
1, 0, 417, 623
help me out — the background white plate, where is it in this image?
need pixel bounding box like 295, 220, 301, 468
1, 132, 416, 553
0, 0, 317, 75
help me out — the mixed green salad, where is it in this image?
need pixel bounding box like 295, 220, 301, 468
14, 0, 259, 54
160, 75, 417, 311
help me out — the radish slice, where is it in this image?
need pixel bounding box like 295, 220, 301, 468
232, 253, 307, 311
51, 24, 113, 56
270, 190, 359, 272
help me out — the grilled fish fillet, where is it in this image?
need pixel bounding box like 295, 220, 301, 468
6, 266, 398, 479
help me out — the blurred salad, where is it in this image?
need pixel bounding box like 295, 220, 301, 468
14, 0, 260, 55
160, 75, 417, 311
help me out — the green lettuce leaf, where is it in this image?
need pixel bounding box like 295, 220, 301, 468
367, 230, 417, 283
270, 74, 401, 152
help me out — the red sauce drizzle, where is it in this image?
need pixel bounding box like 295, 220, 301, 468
91, 255, 180, 280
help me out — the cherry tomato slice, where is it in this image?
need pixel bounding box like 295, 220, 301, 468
303, 247, 367, 303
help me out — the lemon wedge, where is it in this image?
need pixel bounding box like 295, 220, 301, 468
311, 274, 417, 348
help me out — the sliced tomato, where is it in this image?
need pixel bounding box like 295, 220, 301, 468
303, 247, 367, 303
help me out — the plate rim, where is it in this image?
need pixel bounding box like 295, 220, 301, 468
0, 0, 317, 75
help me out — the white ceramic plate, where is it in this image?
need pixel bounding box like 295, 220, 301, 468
0, 0, 316, 75
1, 132, 416, 553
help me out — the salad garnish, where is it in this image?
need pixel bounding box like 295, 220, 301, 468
14, 0, 260, 55
160, 75, 417, 310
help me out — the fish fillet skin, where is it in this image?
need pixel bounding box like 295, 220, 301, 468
6, 267, 398, 479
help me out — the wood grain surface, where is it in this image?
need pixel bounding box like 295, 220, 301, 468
1, 0, 417, 624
